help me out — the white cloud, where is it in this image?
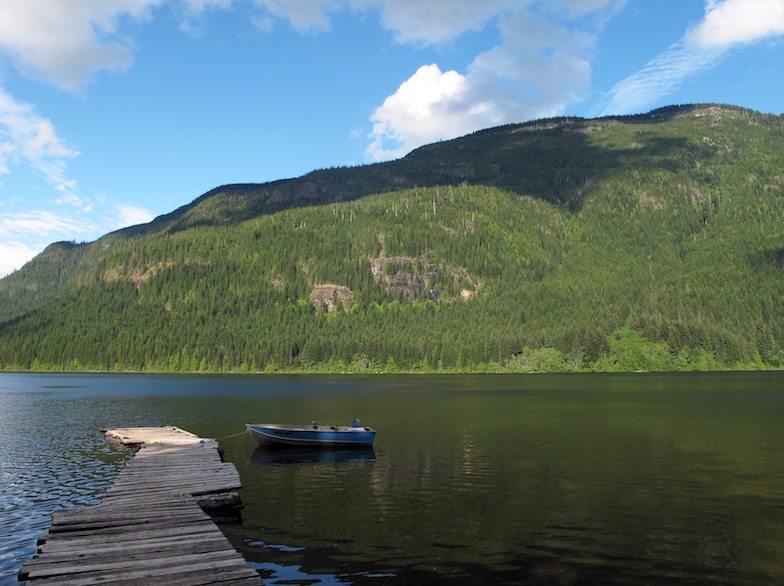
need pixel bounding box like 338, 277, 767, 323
0, 203, 154, 276
0, 208, 98, 274
0, 88, 79, 192
355, 0, 519, 45
688, 0, 784, 48
243, 0, 627, 45
0, 0, 620, 166
0, 3, 135, 231
116, 204, 155, 228
250, 0, 342, 33
0, 141, 14, 174
367, 64, 471, 160
0, 240, 38, 277
366, 9, 596, 160
242, 1, 605, 160
562, 0, 627, 17
56, 193, 93, 212
473, 12, 594, 107
596, 40, 725, 116
182, 0, 233, 11
179, 0, 238, 34
598, 0, 784, 116
0, 0, 163, 93
0, 210, 95, 240
243, 0, 520, 40
0, 208, 98, 276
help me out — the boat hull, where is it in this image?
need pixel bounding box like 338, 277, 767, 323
246, 423, 376, 448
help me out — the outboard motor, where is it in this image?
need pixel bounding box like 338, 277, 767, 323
352, 419, 360, 428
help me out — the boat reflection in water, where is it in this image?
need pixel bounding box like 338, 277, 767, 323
249, 445, 376, 466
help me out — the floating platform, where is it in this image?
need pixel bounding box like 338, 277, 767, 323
19, 426, 261, 585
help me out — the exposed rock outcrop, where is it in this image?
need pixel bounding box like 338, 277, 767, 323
310, 284, 354, 312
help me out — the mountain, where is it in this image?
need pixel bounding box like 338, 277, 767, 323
1, 104, 783, 373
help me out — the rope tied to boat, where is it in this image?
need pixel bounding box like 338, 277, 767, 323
215, 430, 248, 440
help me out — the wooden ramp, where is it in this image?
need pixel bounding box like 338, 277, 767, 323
19, 427, 262, 585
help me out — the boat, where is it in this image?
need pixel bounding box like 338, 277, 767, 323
246, 419, 376, 448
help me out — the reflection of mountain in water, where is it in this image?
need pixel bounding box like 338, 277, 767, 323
249, 446, 376, 466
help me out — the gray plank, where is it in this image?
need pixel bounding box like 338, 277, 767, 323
23, 548, 246, 579
37, 524, 223, 553
21, 426, 262, 585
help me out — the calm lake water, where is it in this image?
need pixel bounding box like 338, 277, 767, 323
1, 372, 783, 585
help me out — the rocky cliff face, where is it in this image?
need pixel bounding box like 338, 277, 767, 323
369, 256, 481, 303
307, 256, 481, 313
309, 284, 354, 312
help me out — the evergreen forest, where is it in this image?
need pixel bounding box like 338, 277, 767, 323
1, 104, 783, 373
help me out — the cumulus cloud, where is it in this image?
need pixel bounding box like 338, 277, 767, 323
367, 64, 472, 160
599, 0, 784, 116
688, 0, 784, 48
172, 0, 610, 160
0, 0, 622, 166
0, 0, 163, 93
0, 1, 156, 253
367, 8, 596, 160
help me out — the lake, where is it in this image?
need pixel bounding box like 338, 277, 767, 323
1, 372, 783, 585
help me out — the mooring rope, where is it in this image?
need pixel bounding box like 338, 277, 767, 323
215, 430, 248, 440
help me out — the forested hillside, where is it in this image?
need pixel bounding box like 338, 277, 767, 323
1, 104, 783, 372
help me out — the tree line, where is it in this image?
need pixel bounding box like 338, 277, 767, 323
1, 104, 783, 373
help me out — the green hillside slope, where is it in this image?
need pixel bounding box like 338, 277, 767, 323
1, 104, 783, 372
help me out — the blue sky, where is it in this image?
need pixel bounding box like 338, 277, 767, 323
1, 0, 783, 276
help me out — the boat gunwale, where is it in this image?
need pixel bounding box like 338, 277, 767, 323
247, 423, 376, 433
246, 423, 376, 447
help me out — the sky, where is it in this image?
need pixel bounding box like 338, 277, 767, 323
1, 0, 784, 277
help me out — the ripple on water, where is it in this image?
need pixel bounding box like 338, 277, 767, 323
0, 396, 134, 583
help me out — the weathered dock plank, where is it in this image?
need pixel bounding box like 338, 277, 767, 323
36, 525, 223, 554
103, 426, 202, 445
19, 427, 261, 585
27, 534, 231, 564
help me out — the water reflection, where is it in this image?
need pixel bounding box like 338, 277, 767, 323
251, 561, 353, 585
0, 384, 134, 585
249, 559, 398, 584
3, 372, 784, 585
249, 446, 376, 466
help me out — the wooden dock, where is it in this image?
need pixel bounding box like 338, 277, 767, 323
19, 427, 262, 585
